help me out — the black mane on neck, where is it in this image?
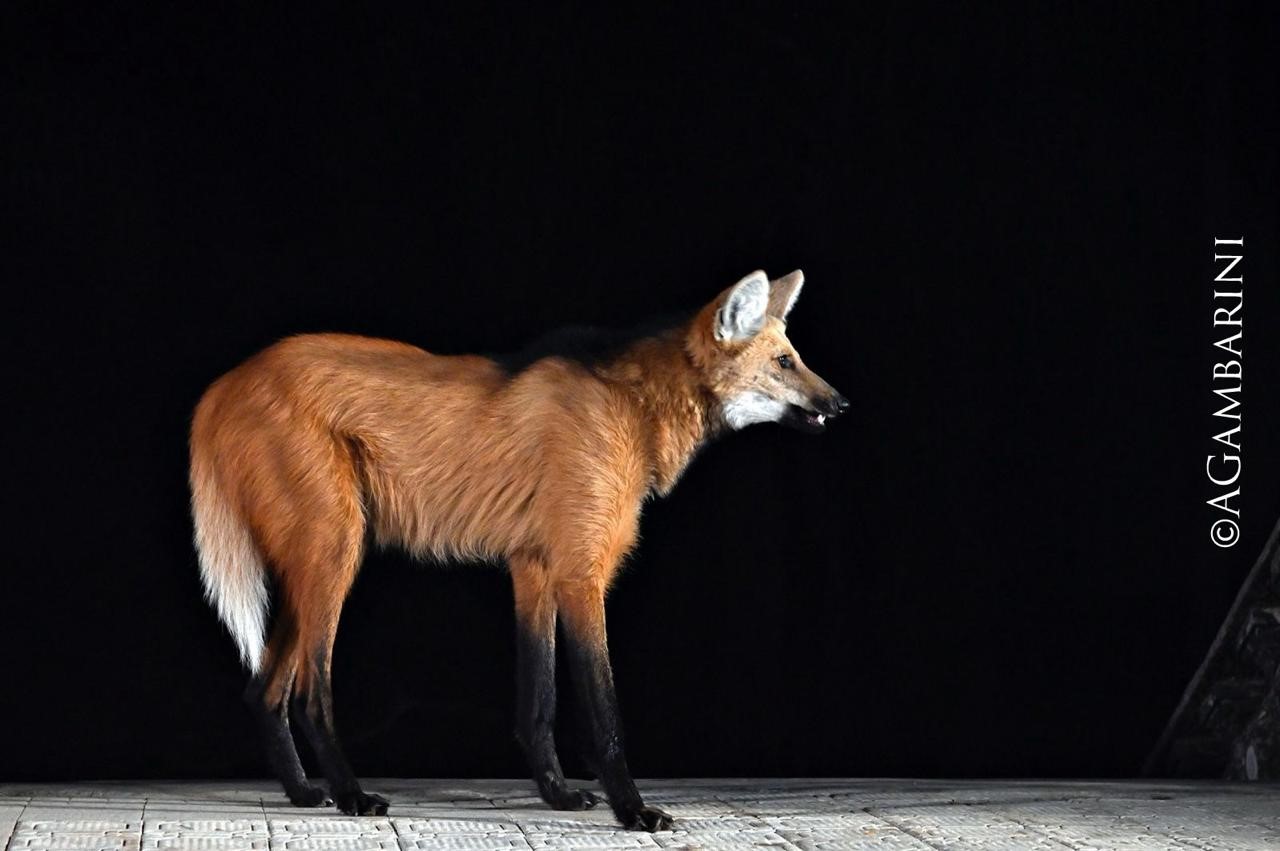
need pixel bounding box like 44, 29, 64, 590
492, 312, 691, 375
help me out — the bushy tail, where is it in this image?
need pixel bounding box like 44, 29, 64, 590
190, 455, 268, 673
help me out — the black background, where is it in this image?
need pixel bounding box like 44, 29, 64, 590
6, 4, 1279, 782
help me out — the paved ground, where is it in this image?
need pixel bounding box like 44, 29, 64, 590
0, 779, 1275, 850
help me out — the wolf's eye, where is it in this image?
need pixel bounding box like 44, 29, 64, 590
777, 354, 795, 370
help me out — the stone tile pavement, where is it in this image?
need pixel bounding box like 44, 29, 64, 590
0, 779, 1275, 850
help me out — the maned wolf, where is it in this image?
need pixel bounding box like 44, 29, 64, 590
190, 269, 848, 830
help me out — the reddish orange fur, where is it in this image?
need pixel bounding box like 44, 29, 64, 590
188, 270, 844, 823
190, 273, 830, 683
192, 326, 705, 677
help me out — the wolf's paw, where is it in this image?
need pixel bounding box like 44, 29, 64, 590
335, 791, 389, 816
549, 788, 600, 811
618, 804, 673, 832
288, 786, 333, 808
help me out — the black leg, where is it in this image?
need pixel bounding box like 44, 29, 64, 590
292, 652, 388, 816
560, 590, 672, 832
244, 673, 332, 807
515, 615, 600, 811
245, 612, 332, 809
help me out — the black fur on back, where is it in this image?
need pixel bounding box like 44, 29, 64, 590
491, 312, 693, 375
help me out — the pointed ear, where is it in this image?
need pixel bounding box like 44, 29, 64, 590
768, 269, 804, 321
714, 271, 770, 342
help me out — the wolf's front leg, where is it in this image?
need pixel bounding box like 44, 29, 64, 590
511, 554, 601, 811
559, 583, 673, 833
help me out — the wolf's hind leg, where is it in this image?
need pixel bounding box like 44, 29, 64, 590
289, 564, 389, 817
245, 609, 331, 808
511, 552, 600, 811
272, 455, 387, 817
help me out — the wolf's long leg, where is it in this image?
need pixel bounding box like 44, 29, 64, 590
558, 582, 672, 833
275, 451, 386, 817
288, 557, 388, 818
511, 553, 600, 811
244, 608, 330, 808
291, 645, 387, 816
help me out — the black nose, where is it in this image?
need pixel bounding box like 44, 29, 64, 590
819, 393, 850, 417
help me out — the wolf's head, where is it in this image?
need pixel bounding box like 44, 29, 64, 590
690, 270, 849, 434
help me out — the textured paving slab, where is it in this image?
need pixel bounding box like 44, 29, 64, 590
8, 820, 143, 851
267, 820, 398, 851
0, 781, 1275, 851
141, 819, 268, 851
394, 817, 531, 850
765, 812, 930, 850
868, 805, 1073, 850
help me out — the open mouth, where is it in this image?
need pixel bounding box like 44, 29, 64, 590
786, 403, 828, 433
